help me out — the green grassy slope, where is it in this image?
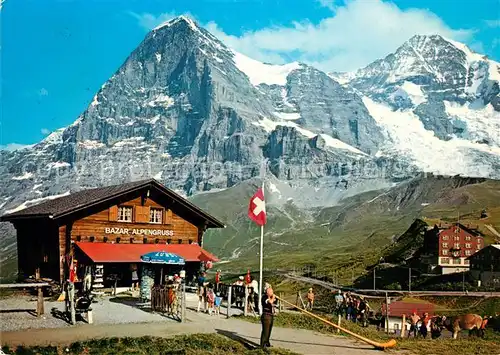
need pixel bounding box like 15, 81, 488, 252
193, 175, 500, 282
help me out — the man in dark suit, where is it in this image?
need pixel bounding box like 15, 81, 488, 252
260, 284, 277, 348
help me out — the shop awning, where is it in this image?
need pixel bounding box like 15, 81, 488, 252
141, 252, 185, 265
75, 242, 219, 263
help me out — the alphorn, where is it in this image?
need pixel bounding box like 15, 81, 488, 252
276, 296, 397, 350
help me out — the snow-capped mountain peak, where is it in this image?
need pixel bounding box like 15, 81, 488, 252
231, 50, 302, 86
1, 26, 499, 229
153, 15, 200, 32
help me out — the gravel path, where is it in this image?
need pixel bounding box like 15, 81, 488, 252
1, 311, 396, 355
0, 293, 403, 354
0, 294, 175, 332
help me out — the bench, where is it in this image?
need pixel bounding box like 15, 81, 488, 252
0, 282, 50, 317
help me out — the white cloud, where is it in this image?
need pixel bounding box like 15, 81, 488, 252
41, 128, 51, 135
0, 143, 33, 151
317, 0, 337, 11
484, 19, 500, 28
129, 11, 179, 30
208, 0, 474, 72
131, 0, 475, 72
38, 88, 49, 96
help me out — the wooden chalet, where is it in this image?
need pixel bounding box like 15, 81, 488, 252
1, 179, 225, 287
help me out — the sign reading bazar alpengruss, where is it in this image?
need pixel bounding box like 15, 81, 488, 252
104, 227, 174, 236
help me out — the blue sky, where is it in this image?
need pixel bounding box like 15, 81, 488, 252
1, 0, 499, 148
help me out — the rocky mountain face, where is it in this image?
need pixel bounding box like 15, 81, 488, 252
1, 17, 500, 278
332, 34, 500, 142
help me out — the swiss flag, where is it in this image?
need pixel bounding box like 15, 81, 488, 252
248, 188, 266, 226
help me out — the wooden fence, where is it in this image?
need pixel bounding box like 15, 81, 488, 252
150, 284, 185, 321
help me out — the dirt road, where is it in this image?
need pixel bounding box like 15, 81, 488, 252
1, 310, 400, 355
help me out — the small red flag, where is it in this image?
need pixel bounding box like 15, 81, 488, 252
248, 188, 266, 226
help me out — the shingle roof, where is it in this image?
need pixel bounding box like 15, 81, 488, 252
0, 179, 225, 228
383, 301, 435, 317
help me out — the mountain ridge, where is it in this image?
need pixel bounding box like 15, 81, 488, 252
1, 16, 499, 280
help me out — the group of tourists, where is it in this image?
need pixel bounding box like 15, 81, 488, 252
196, 272, 222, 316
407, 311, 436, 338
333, 290, 370, 326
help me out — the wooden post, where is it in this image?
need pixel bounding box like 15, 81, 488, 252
35, 268, 40, 280
401, 314, 406, 338
337, 314, 341, 333
227, 286, 232, 319
279, 292, 283, 311
244, 286, 248, 317
36, 286, 44, 317
68, 282, 76, 325
385, 292, 390, 335
181, 283, 186, 323
87, 310, 93, 324
298, 292, 306, 309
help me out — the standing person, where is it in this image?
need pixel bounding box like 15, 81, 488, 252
234, 276, 245, 308
130, 264, 139, 291
420, 312, 431, 338
334, 290, 344, 317
215, 270, 221, 293
408, 311, 420, 338
206, 285, 215, 316
358, 296, 369, 327
346, 296, 353, 321
197, 272, 207, 313
250, 276, 260, 314
260, 284, 277, 349
306, 288, 315, 310
214, 293, 222, 316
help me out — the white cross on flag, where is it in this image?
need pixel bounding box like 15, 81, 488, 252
248, 188, 266, 226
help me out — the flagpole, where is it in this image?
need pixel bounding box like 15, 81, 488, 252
259, 178, 264, 316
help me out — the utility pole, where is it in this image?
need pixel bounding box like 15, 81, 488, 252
408, 267, 411, 293
385, 292, 390, 335
373, 268, 376, 290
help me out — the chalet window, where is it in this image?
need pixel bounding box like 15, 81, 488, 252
465, 236, 471, 241
442, 250, 448, 255
453, 258, 461, 264
454, 236, 460, 241
442, 243, 448, 248
465, 250, 471, 256
118, 206, 133, 222
442, 236, 449, 240
465, 243, 471, 248
477, 244, 481, 250
149, 208, 163, 224
167, 239, 172, 244
454, 243, 460, 249
116, 237, 121, 243
143, 238, 148, 244
441, 258, 450, 264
